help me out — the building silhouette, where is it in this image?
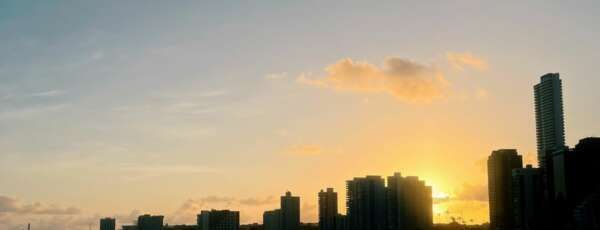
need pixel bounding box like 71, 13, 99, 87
263, 209, 282, 230
551, 145, 572, 202
281, 191, 300, 230
118, 215, 162, 230
346, 176, 386, 230
262, 191, 300, 230
534, 73, 565, 207
512, 165, 544, 230
573, 191, 600, 230
552, 137, 600, 227
333, 214, 346, 230
487, 149, 523, 230
100, 218, 116, 230
163, 225, 197, 230
198, 210, 240, 230
564, 138, 600, 206
137, 215, 164, 230
534, 73, 566, 169
239, 223, 262, 230
318, 188, 338, 230
387, 173, 432, 230
345, 173, 431, 230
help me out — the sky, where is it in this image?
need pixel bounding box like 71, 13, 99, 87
1, 1, 600, 229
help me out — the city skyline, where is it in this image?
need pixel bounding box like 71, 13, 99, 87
2, 1, 600, 230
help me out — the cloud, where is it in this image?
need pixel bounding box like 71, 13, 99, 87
0, 195, 94, 230
433, 196, 451, 204
0, 103, 70, 120
433, 183, 488, 206
238, 196, 276, 206
0, 94, 11, 101
0, 208, 139, 230
434, 200, 489, 224
0, 215, 95, 230
91, 50, 105, 60
0, 196, 18, 213
297, 57, 448, 103
446, 52, 488, 71
0, 195, 81, 215
454, 183, 488, 202
285, 144, 322, 156
30, 90, 65, 97
170, 198, 229, 224
115, 210, 142, 226
198, 89, 229, 98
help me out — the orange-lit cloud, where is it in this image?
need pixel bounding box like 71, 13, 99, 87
431, 183, 490, 224
297, 57, 448, 103
446, 52, 488, 71
238, 196, 276, 206
0, 195, 80, 215
454, 183, 488, 202
434, 200, 489, 224
0, 195, 93, 230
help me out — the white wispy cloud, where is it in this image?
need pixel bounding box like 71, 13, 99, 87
0, 103, 70, 120
30, 90, 66, 97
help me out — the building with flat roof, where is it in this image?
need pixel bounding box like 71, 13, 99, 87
512, 165, 544, 230
281, 191, 300, 230
488, 149, 523, 230
100, 218, 116, 230
346, 176, 386, 230
318, 188, 338, 230
263, 209, 281, 230
197, 209, 240, 230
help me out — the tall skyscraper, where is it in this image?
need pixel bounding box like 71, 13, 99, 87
100, 218, 116, 230
318, 188, 338, 230
512, 165, 544, 230
488, 149, 523, 230
197, 210, 240, 230
346, 176, 386, 230
281, 191, 300, 230
387, 173, 432, 230
534, 73, 566, 169
138, 215, 164, 230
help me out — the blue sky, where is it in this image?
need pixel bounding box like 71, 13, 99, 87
1, 1, 600, 229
